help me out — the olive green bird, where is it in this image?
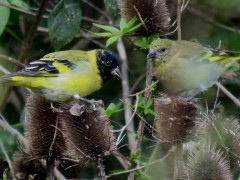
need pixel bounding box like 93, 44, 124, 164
1, 49, 121, 102
148, 39, 240, 96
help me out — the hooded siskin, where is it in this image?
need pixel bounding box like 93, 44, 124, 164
148, 39, 240, 95
1, 49, 121, 101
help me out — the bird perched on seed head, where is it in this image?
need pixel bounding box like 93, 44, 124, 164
1, 49, 121, 103
148, 39, 240, 96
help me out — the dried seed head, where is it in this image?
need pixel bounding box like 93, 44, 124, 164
24, 93, 66, 158
154, 94, 199, 144
196, 113, 240, 168
118, 0, 171, 36
12, 152, 47, 180
181, 140, 233, 180
59, 102, 116, 160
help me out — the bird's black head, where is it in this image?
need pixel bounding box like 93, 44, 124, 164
96, 50, 121, 83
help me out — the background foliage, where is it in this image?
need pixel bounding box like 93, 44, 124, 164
1, 0, 240, 179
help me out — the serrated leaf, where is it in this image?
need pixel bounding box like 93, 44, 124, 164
9, 0, 29, 10
93, 23, 120, 33
106, 35, 121, 47
0, 0, 10, 36
48, 0, 82, 50
87, 31, 115, 37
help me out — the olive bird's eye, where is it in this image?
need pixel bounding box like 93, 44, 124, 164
106, 61, 111, 66
159, 48, 166, 53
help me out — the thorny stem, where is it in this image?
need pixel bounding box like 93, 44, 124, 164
116, 38, 135, 151
46, 158, 55, 180
97, 157, 106, 180
128, 55, 153, 180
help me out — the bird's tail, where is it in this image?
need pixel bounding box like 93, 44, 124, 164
0, 74, 14, 83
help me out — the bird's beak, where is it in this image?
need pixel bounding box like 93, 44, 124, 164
111, 66, 122, 79
147, 49, 157, 59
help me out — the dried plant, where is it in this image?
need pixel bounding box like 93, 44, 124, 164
180, 140, 233, 180
12, 152, 47, 180
24, 93, 66, 159
154, 94, 199, 144
195, 113, 240, 168
118, 0, 171, 36
59, 102, 116, 160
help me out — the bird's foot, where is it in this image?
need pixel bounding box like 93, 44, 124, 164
73, 94, 104, 111
50, 103, 63, 113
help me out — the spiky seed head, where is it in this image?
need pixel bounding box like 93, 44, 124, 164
196, 113, 240, 168
180, 140, 233, 180
59, 102, 116, 160
154, 94, 199, 144
24, 93, 66, 158
12, 151, 47, 180
118, 0, 171, 36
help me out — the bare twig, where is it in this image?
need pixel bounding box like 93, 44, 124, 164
106, 146, 175, 178
116, 38, 135, 151
81, 0, 112, 23
187, 6, 240, 35
129, 80, 159, 97
0, 2, 48, 18
177, 0, 182, 40
0, 54, 26, 68
0, 141, 16, 180
215, 82, 240, 107
0, 65, 10, 74
80, 30, 105, 48
0, 0, 49, 110
128, 53, 153, 180
0, 115, 67, 180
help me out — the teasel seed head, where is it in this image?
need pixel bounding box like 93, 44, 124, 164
180, 140, 233, 180
154, 94, 199, 144
118, 0, 171, 36
24, 93, 66, 159
12, 151, 47, 180
59, 102, 116, 160
196, 113, 240, 168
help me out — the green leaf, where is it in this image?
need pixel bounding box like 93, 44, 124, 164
0, 0, 10, 36
48, 0, 82, 50
120, 18, 127, 32
104, 103, 123, 117
93, 23, 120, 33
147, 33, 160, 43
9, 0, 29, 10
87, 31, 115, 37
123, 17, 137, 33
127, 23, 142, 33
106, 35, 121, 47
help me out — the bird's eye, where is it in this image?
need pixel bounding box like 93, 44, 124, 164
106, 61, 111, 66
160, 48, 167, 53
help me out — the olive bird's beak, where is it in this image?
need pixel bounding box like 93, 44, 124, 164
111, 66, 122, 79
147, 49, 157, 59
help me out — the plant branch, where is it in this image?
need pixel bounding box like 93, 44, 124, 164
116, 38, 135, 151
0, 0, 49, 111
215, 82, 240, 107
0, 54, 26, 68
106, 146, 175, 178
177, 0, 182, 40
0, 141, 16, 180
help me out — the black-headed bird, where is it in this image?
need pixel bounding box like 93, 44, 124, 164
147, 39, 240, 96
1, 49, 121, 103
